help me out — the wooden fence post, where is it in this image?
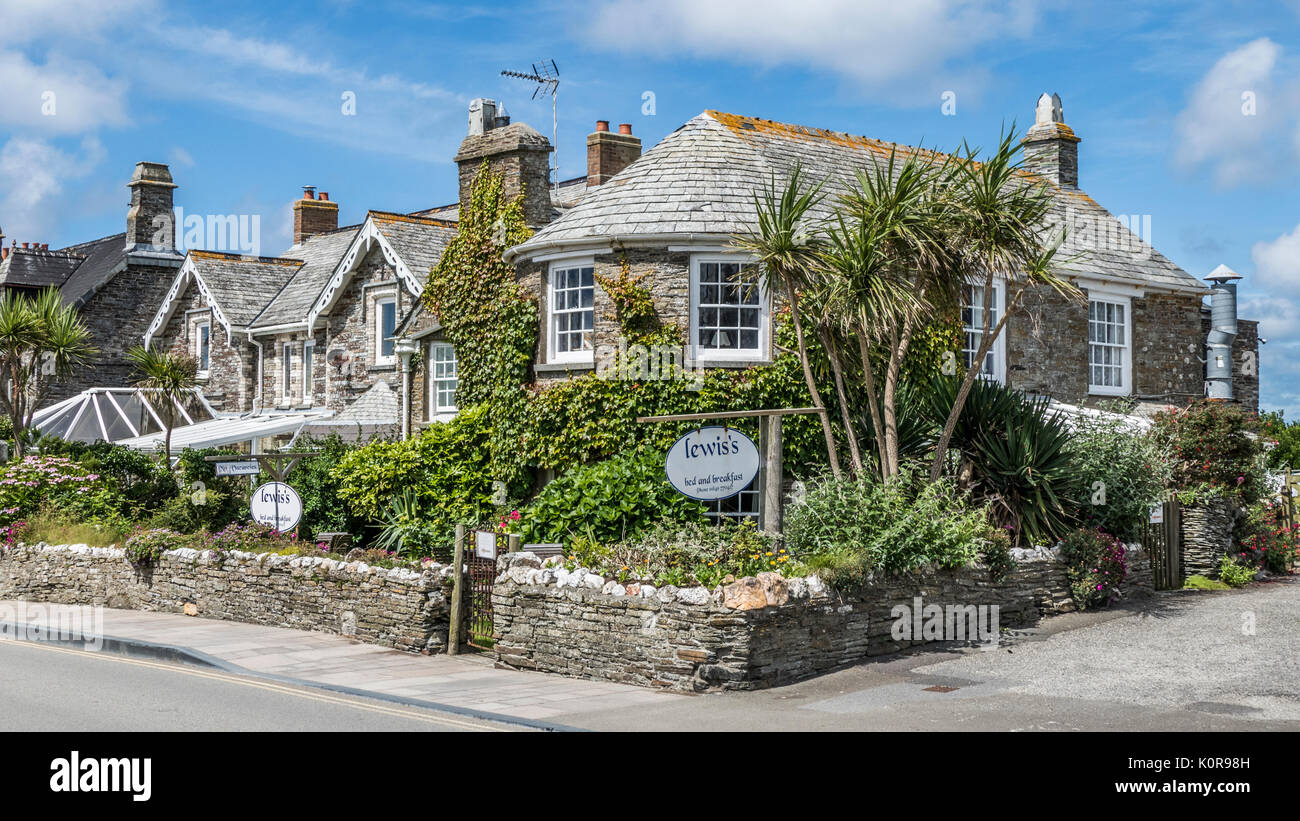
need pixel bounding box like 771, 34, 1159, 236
763, 413, 783, 537
448, 524, 465, 656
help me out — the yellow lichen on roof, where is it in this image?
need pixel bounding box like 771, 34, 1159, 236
189, 249, 300, 265
369, 210, 456, 228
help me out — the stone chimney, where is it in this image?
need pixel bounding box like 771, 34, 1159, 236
454, 98, 553, 228
1021, 93, 1080, 188
293, 186, 339, 245
126, 161, 178, 251
587, 121, 641, 187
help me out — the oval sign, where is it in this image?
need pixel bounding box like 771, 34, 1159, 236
250, 481, 303, 532
665, 426, 761, 501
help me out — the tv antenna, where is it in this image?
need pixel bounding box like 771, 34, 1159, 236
501, 59, 560, 194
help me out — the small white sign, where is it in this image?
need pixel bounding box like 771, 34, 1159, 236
1149, 504, 1164, 524
215, 460, 260, 477
665, 426, 761, 502
475, 531, 497, 560
250, 481, 303, 532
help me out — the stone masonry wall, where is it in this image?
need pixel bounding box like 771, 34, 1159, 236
156, 281, 254, 412
52, 261, 183, 402
493, 545, 1153, 692
1181, 498, 1240, 579
0, 542, 454, 654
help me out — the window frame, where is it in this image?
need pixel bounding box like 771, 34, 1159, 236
961, 279, 1007, 384
281, 342, 293, 402
1087, 291, 1132, 396
301, 340, 314, 404
546, 257, 596, 365
688, 254, 768, 363
374, 295, 398, 366
428, 341, 458, 417
195, 321, 211, 377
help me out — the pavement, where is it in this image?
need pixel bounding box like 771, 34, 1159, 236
3, 576, 1298, 731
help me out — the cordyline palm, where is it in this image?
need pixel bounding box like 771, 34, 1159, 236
799, 263, 866, 477
928, 128, 1083, 482
834, 150, 961, 481
0, 288, 96, 458
732, 163, 843, 478
127, 345, 198, 462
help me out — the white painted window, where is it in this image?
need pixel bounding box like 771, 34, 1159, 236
703, 479, 760, 525
281, 343, 293, 401
1088, 295, 1131, 395
196, 323, 210, 374
961, 281, 1006, 383
429, 342, 458, 415
375, 297, 397, 365
548, 260, 595, 363
302, 341, 314, 403
690, 255, 766, 361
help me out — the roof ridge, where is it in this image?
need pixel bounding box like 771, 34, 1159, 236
369, 210, 457, 228
189, 249, 302, 265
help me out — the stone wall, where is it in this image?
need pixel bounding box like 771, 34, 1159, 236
156, 280, 255, 412
1181, 498, 1240, 578
0, 542, 454, 654
492, 545, 1153, 692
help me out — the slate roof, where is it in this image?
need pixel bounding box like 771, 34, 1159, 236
56, 233, 129, 307
249, 225, 361, 329
369, 212, 457, 290
0, 247, 85, 289
187, 251, 302, 327
509, 111, 1206, 294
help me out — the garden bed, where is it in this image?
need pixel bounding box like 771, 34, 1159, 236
0, 541, 455, 654
491, 545, 1154, 692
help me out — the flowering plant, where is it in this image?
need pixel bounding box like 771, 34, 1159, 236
0, 456, 104, 516
1236, 502, 1299, 574
1058, 527, 1128, 610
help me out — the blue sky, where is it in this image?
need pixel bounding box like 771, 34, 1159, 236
2, 0, 1298, 413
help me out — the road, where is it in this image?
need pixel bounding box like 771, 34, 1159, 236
3, 577, 1296, 732
0, 640, 523, 732
555, 575, 1300, 731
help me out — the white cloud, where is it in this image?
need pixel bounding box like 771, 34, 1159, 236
583, 0, 1039, 99
1173, 38, 1300, 186
0, 0, 152, 43
0, 49, 129, 132
0, 136, 106, 242
1251, 221, 1300, 292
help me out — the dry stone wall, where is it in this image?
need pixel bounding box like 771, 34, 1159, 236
0, 542, 454, 654
1181, 498, 1240, 578
493, 545, 1154, 692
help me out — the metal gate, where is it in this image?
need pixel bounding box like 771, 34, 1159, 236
1144, 493, 1183, 590
465, 552, 497, 650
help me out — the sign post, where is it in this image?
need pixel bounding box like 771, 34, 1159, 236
637, 407, 825, 536
205, 452, 317, 536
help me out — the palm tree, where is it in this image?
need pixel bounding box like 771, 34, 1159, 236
928, 129, 1082, 481
732, 164, 843, 478
127, 345, 198, 461
0, 288, 97, 457
834, 150, 960, 480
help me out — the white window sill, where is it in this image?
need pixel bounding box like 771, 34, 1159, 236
1088, 387, 1130, 397
688, 356, 770, 369
537, 359, 595, 373
428, 411, 458, 423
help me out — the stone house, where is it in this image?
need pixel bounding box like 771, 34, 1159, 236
0, 162, 185, 401
504, 95, 1260, 414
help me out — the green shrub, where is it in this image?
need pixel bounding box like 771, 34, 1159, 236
172, 448, 248, 531
0, 455, 108, 516
1057, 528, 1128, 609
1151, 400, 1265, 504
784, 469, 992, 588
1067, 414, 1172, 542
1261, 410, 1300, 471
274, 434, 367, 543
517, 448, 708, 545
1218, 554, 1256, 588
592, 519, 796, 588
981, 527, 1015, 583
333, 405, 500, 552
124, 528, 188, 567
926, 377, 1080, 545
374, 488, 447, 559
1234, 501, 1299, 574
34, 440, 177, 515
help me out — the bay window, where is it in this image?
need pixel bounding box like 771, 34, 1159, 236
690, 256, 766, 362
548, 259, 594, 363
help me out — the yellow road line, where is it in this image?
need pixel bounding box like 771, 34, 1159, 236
3, 640, 510, 732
